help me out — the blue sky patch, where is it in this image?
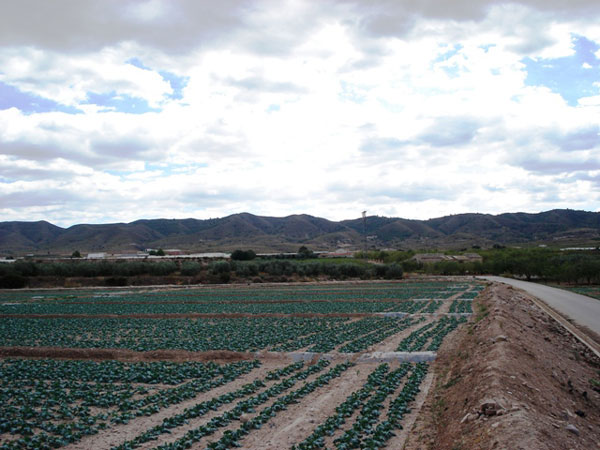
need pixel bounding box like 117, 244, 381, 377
433, 44, 464, 78
126, 57, 188, 100
159, 70, 189, 100
433, 44, 463, 64
126, 57, 152, 71
0, 81, 81, 114
523, 35, 600, 106
84, 91, 161, 114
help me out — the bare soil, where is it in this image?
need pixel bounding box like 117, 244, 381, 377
0, 347, 259, 363
403, 283, 600, 450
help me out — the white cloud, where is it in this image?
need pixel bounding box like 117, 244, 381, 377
0, 46, 173, 107
1, 0, 600, 227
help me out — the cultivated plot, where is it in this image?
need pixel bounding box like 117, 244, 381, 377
0, 279, 484, 449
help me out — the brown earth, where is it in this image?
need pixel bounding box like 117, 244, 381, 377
0, 347, 259, 363
403, 283, 600, 450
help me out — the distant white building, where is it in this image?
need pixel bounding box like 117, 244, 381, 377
413, 253, 482, 264
87, 252, 107, 259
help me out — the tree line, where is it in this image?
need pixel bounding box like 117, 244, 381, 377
0, 257, 403, 288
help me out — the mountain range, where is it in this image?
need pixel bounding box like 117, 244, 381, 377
1, 209, 599, 255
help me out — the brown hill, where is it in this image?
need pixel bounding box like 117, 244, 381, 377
0, 209, 599, 255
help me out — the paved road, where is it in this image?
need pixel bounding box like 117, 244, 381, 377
480, 276, 600, 335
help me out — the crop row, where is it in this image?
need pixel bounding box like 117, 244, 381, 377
0, 359, 260, 449
337, 317, 423, 353
448, 300, 473, 313
332, 364, 410, 449
420, 300, 442, 313
294, 364, 391, 449
204, 362, 354, 449
0, 317, 342, 352
359, 362, 429, 448
0, 315, 419, 353
114, 360, 321, 449
0, 281, 477, 306
116, 360, 353, 450
0, 299, 423, 315
295, 317, 417, 354
0, 358, 240, 385
426, 317, 467, 351
293, 362, 429, 449
396, 316, 467, 352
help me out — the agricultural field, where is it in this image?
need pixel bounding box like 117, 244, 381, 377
0, 279, 484, 449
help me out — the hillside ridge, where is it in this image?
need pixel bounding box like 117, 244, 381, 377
1, 209, 599, 254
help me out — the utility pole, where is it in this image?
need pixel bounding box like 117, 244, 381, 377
362, 211, 367, 257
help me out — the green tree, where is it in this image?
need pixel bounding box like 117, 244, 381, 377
71, 250, 82, 258
231, 249, 256, 261
297, 246, 314, 259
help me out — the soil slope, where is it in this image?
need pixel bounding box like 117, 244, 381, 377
404, 283, 600, 450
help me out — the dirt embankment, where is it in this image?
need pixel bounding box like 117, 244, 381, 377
404, 283, 600, 450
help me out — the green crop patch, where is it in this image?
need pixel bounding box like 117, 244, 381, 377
0, 280, 479, 449
293, 362, 429, 449
0, 358, 260, 448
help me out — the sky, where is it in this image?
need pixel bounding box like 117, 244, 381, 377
1, 0, 600, 227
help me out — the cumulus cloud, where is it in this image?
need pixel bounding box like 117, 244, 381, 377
1, 0, 600, 226
418, 117, 481, 147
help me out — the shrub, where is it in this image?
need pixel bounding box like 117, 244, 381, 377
384, 263, 403, 279
231, 249, 256, 261
181, 261, 203, 276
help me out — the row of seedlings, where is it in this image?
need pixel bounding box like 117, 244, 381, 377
331, 364, 411, 449
448, 299, 473, 313
293, 363, 393, 449
114, 360, 334, 449
396, 316, 466, 352
293, 362, 430, 449
205, 362, 354, 449
0, 359, 260, 449
337, 317, 420, 353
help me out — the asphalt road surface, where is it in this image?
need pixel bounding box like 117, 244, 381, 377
480, 276, 600, 335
